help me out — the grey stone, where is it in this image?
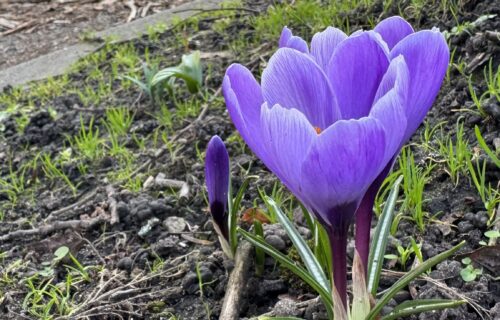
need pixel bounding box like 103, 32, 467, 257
273, 298, 301, 317
116, 201, 130, 218
457, 220, 474, 233
163, 216, 187, 233
265, 234, 286, 251
152, 236, 179, 256
117, 256, 133, 271
260, 279, 287, 295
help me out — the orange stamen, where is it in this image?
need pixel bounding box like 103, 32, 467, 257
314, 126, 322, 134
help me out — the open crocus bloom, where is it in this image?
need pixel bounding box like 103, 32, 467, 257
223, 16, 449, 307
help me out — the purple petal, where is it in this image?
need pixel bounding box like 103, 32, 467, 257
369, 89, 407, 166
374, 16, 414, 50
279, 27, 309, 53
310, 27, 347, 71
300, 118, 386, 227
391, 29, 449, 141
374, 55, 409, 104
370, 56, 409, 163
260, 104, 316, 197
262, 48, 340, 129
205, 135, 230, 237
223, 64, 269, 162
328, 31, 390, 120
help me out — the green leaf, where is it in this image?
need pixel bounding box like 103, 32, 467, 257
381, 299, 466, 320
460, 266, 477, 282
53, 246, 70, 262
461, 257, 471, 265
485, 230, 500, 238
151, 51, 202, 94
368, 175, 403, 295
367, 241, 465, 320
229, 175, 258, 255
384, 254, 399, 260
238, 227, 333, 310
475, 125, 500, 167
264, 196, 331, 293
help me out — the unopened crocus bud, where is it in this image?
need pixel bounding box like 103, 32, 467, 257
205, 135, 231, 257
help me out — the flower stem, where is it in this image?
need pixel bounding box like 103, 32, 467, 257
354, 187, 377, 273
330, 226, 348, 310
355, 161, 394, 273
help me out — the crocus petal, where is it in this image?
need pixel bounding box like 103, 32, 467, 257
260, 104, 316, 197
223, 64, 270, 162
205, 136, 230, 237
279, 26, 309, 53
391, 29, 449, 141
262, 48, 340, 129
370, 56, 409, 163
374, 16, 414, 50
300, 118, 386, 227
369, 89, 407, 166
310, 26, 347, 71
328, 31, 390, 120
374, 55, 409, 104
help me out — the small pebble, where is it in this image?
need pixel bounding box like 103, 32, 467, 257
265, 235, 286, 251
163, 216, 187, 233
117, 256, 133, 271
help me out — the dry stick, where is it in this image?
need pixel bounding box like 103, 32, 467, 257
0, 211, 108, 242
220, 240, 253, 320
45, 188, 101, 222
106, 185, 119, 225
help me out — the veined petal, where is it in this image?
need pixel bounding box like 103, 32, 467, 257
391, 29, 449, 141
262, 48, 340, 129
374, 16, 414, 50
374, 55, 409, 104
260, 104, 316, 197
300, 118, 386, 227
369, 89, 407, 165
279, 27, 309, 53
310, 26, 347, 71
328, 31, 390, 120
205, 136, 230, 237
223, 64, 268, 161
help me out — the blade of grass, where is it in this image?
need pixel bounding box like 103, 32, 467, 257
367, 241, 465, 320
238, 227, 333, 310
264, 196, 330, 293
368, 175, 403, 295
381, 299, 466, 320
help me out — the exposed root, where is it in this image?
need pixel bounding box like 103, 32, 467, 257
220, 240, 253, 320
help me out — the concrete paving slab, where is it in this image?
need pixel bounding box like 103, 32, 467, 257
0, 0, 224, 90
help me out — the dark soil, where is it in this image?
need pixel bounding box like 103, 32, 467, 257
0, 0, 499, 319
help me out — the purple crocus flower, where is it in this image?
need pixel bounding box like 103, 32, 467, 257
223, 16, 449, 307
205, 135, 231, 255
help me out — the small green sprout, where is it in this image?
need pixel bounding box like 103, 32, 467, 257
460, 257, 482, 282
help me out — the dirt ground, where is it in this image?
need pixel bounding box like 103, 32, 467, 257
0, 0, 499, 319
0, 0, 192, 70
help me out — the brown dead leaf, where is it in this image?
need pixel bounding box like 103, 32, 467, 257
241, 207, 270, 224
464, 245, 500, 276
